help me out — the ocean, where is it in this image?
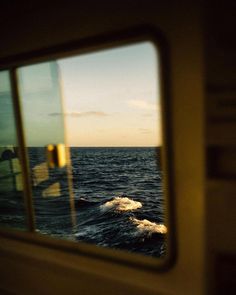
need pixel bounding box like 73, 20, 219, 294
0, 147, 167, 258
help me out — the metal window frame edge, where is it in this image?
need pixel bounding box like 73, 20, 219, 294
0, 25, 177, 272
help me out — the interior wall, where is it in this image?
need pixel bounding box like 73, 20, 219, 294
0, 1, 207, 294
205, 1, 236, 293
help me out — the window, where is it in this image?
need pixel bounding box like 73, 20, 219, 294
0, 32, 173, 268
0, 71, 26, 230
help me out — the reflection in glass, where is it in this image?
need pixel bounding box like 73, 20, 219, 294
17, 63, 75, 238
0, 71, 26, 229
16, 42, 167, 258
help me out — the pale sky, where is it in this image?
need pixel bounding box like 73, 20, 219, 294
17, 42, 162, 147
59, 42, 162, 147
0, 71, 17, 146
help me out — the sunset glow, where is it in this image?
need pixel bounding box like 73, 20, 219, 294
59, 42, 161, 147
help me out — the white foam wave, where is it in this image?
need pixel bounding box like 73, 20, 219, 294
130, 217, 167, 235
100, 197, 142, 212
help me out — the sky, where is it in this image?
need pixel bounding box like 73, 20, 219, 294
0, 71, 17, 146
16, 42, 162, 147
58, 41, 162, 147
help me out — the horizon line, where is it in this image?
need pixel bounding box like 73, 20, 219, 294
25, 145, 161, 148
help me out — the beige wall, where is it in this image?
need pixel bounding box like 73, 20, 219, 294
0, 1, 227, 294
205, 1, 236, 293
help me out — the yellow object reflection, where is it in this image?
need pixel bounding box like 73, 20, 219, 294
32, 162, 49, 186
42, 182, 61, 198
46, 144, 66, 168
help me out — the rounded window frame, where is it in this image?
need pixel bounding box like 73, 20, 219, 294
0, 26, 176, 271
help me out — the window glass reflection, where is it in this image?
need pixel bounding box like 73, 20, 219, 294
0, 71, 26, 230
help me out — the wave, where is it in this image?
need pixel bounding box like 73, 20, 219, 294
76, 198, 97, 208
100, 197, 142, 212
130, 217, 167, 235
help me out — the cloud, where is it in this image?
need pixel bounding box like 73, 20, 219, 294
49, 111, 109, 118
139, 128, 152, 134
142, 113, 154, 117
127, 99, 157, 111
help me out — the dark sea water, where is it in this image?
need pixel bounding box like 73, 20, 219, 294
71, 147, 166, 257
0, 147, 166, 258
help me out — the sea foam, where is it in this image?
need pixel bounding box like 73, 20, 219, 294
130, 217, 167, 235
100, 197, 142, 212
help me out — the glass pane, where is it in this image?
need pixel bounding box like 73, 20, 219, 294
58, 42, 167, 258
0, 71, 26, 229
16, 41, 167, 259
17, 62, 75, 238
